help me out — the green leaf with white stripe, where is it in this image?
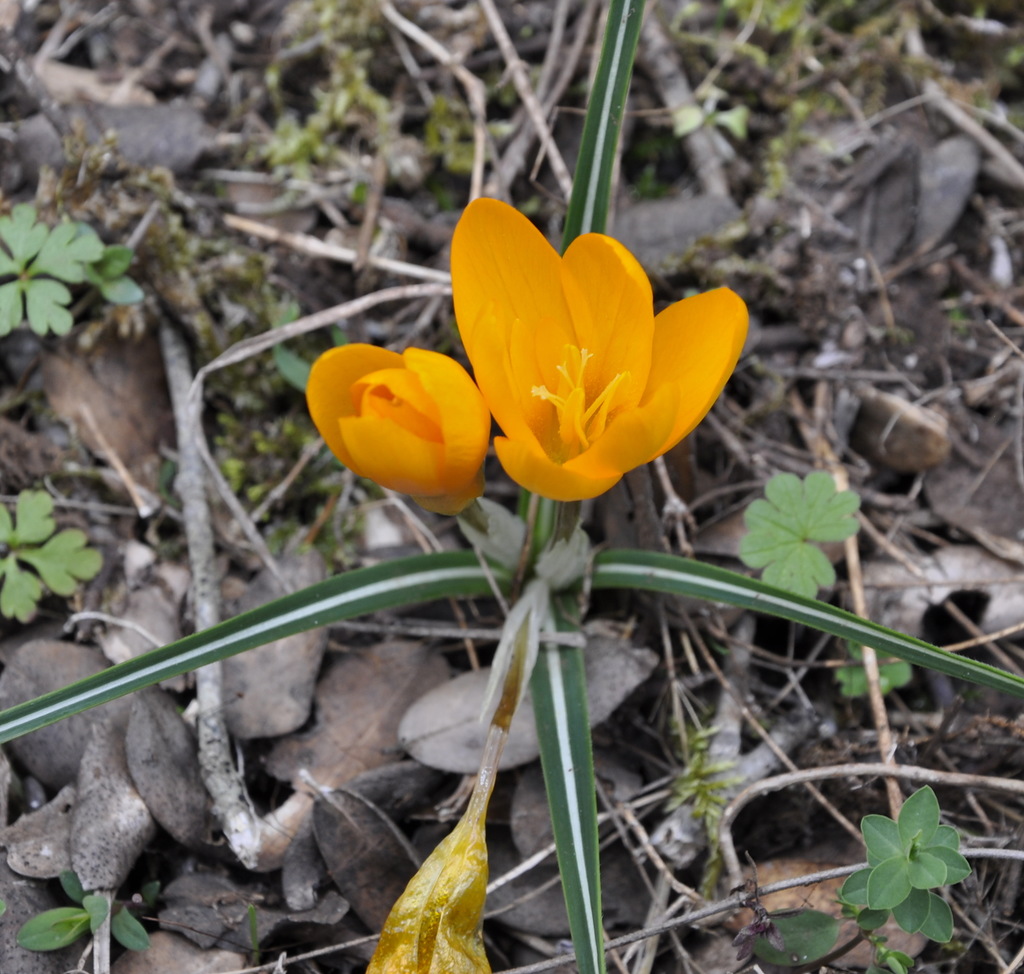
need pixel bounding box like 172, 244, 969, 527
529, 598, 603, 974
0, 551, 497, 744
561, 0, 646, 245
591, 549, 1024, 698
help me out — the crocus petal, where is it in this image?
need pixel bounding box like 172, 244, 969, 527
568, 383, 684, 478
307, 345, 404, 469
451, 199, 571, 445
339, 415, 444, 496
494, 436, 622, 501
450, 199, 749, 503
412, 466, 486, 517
451, 198, 566, 352
560, 233, 653, 403
405, 347, 491, 485
645, 287, 748, 446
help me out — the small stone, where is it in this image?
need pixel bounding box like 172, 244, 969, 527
850, 387, 951, 472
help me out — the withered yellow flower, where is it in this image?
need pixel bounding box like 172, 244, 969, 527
366, 796, 491, 974
307, 344, 490, 515
366, 599, 532, 974
451, 198, 749, 501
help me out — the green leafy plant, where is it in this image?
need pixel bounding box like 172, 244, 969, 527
82, 242, 145, 306
16, 870, 150, 953
839, 786, 970, 944
739, 788, 971, 971
0, 203, 142, 337
740, 471, 860, 598
672, 102, 751, 140
836, 643, 913, 698
0, 490, 103, 623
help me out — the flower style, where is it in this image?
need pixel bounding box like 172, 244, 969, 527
307, 344, 490, 515
451, 198, 749, 501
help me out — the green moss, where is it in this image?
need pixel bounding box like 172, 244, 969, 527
425, 95, 478, 176
263, 0, 391, 175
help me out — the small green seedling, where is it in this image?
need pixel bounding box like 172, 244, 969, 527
0, 490, 103, 623
82, 242, 145, 307
672, 103, 750, 140
16, 870, 150, 953
836, 643, 913, 698
740, 471, 860, 598
0, 203, 143, 337
839, 786, 970, 944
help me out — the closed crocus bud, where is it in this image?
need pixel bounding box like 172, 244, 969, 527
307, 344, 490, 516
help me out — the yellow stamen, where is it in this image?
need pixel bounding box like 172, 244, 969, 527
532, 345, 629, 460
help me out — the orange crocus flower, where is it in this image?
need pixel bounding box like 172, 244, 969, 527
451, 198, 748, 501
307, 344, 490, 515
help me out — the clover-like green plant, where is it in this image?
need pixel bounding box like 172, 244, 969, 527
0, 203, 142, 337
16, 870, 150, 953
838, 786, 971, 945
740, 471, 860, 598
0, 490, 103, 623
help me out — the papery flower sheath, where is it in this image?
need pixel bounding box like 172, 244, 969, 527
451, 198, 749, 501
365, 797, 491, 974
307, 344, 490, 515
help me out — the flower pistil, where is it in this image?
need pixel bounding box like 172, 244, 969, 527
531, 345, 630, 461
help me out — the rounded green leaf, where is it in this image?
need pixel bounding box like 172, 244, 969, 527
59, 869, 86, 904
93, 244, 135, 279
82, 894, 109, 932
855, 907, 892, 931
930, 824, 961, 850
862, 814, 904, 864
907, 849, 946, 889
898, 786, 939, 847
753, 910, 840, 967
916, 892, 953, 943
838, 867, 872, 905
866, 857, 912, 911
890, 886, 930, 935
925, 844, 971, 885
99, 276, 145, 305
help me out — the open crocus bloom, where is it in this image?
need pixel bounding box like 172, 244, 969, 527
451, 198, 749, 501
307, 344, 490, 515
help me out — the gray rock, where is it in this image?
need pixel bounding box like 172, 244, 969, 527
913, 135, 981, 251
613, 194, 741, 267
14, 103, 212, 184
